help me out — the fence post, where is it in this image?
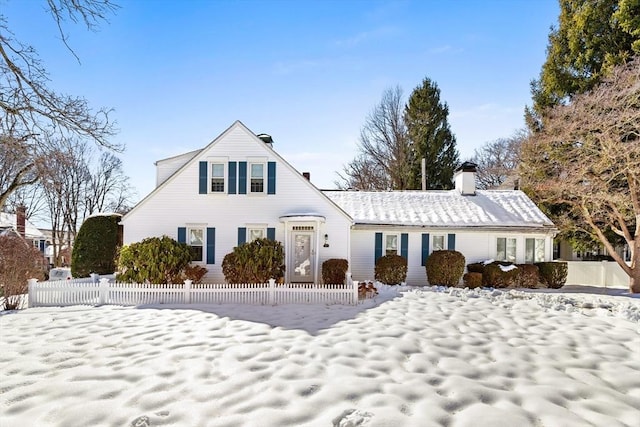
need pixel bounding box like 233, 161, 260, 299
28, 278, 38, 308
269, 278, 276, 305
346, 272, 358, 305
184, 279, 192, 304
98, 278, 109, 306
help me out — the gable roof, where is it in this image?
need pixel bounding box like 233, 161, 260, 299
0, 212, 46, 239
122, 120, 352, 222
323, 190, 555, 230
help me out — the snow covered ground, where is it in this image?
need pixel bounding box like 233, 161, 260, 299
1, 285, 638, 427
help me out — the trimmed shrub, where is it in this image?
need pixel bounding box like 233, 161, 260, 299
375, 254, 407, 285
222, 238, 285, 284
322, 258, 348, 284
466, 262, 485, 274
516, 264, 540, 288
0, 234, 47, 310
117, 236, 192, 283
183, 264, 207, 283
535, 262, 568, 289
426, 250, 466, 287
483, 262, 519, 288
463, 272, 483, 289
72, 213, 123, 277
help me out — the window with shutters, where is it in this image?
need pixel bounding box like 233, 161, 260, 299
188, 228, 204, 262
210, 163, 225, 193
385, 234, 399, 256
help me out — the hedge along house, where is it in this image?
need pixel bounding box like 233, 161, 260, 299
122, 121, 557, 285
324, 162, 558, 285
121, 121, 353, 284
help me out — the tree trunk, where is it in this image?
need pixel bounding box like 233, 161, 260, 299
631, 272, 640, 294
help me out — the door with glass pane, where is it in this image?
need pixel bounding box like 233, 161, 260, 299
291, 232, 314, 282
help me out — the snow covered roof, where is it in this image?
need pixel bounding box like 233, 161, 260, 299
0, 212, 46, 239
323, 190, 555, 229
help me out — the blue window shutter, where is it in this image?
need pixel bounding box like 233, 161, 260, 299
206, 227, 215, 264
177, 227, 186, 243
267, 161, 276, 194
448, 233, 456, 251
267, 227, 275, 240
374, 232, 383, 262
198, 161, 207, 194
228, 161, 237, 194
238, 227, 246, 245
401, 233, 408, 260
39, 240, 45, 252
421, 233, 430, 266
238, 162, 247, 194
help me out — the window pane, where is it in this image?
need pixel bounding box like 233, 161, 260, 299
535, 239, 545, 262
433, 235, 444, 251
525, 238, 534, 263
506, 238, 517, 263
385, 234, 397, 255
249, 229, 264, 241
189, 229, 203, 245
189, 246, 203, 262
212, 163, 224, 177
496, 238, 506, 261
251, 164, 263, 178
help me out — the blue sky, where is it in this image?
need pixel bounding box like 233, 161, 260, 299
4, 0, 559, 199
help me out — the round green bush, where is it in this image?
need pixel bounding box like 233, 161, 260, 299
222, 238, 285, 283
322, 258, 349, 284
375, 254, 407, 285
426, 250, 466, 287
117, 235, 192, 283
535, 262, 568, 289
72, 214, 122, 277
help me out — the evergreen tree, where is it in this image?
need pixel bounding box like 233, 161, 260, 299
528, 0, 639, 124
404, 78, 459, 190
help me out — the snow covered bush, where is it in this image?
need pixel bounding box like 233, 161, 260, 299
375, 254, 407, 285
535, 262, 568, 289
222, 238, 285, 284
0, 234, 46, 310
482, 262, 519, 288
71, 213, 122, 277
116, 236, 192, 284
322, 258, 348, 284
426, 250, 465, 287
463, 272, 483, 288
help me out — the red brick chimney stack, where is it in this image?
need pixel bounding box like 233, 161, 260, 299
16, 205, 26, 238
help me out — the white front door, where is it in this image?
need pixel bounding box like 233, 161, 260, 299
291, 231, 314, 282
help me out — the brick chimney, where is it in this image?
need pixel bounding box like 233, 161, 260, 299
16, 205, 26, 238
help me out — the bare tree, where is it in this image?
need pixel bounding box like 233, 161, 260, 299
521, 58, 640, 293
84, 151, 135, 216
471, 131, 526, 190
0, 0, 120, 208
338, 86, 411, 190
0, 135, 41, 208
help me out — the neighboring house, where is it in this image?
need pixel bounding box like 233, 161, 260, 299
122, 121, 557, 285
0, 207, 49, 256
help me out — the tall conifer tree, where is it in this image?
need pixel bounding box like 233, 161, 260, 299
404, 78, 459, 190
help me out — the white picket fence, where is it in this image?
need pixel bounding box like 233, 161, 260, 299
27, 276, 359, 307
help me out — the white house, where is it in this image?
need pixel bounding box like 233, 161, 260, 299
122, 121, 557, 285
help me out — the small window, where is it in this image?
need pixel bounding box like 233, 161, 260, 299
248, 228, 265, 242
497, 237, 517, 263
250, 163, 264, 193
189, 228, 204, 262
432, 235, 445, 251
525, 238, 545, 263
210, 163, 225, 193
385, 234, 398, 256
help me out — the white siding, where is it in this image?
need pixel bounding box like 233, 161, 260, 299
349, 228, 556, 286
155, 150, 200, 187
123, 122, 352, 283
